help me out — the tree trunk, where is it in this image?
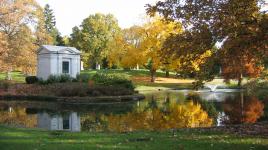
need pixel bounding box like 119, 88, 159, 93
237, 73, 243, 87
150, 69, 156, 82
136, 64, 139, 70
5, 69, 12, 80
96, 63, 101, 70
165, 70, 169, 78
238, 78, 242, 87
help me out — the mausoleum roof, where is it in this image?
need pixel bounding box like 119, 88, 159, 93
39, 45, 81, 54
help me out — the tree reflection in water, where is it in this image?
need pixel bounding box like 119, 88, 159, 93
81, 93, 214, 132
105, 101, 213, 132
222, 94, 264, 124
0, 107, 37, 128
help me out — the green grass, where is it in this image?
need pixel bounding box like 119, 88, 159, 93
81, 69, 177, 78
82, 69, 193, 91
0, 71, 25, 83
0, 125, 267, 150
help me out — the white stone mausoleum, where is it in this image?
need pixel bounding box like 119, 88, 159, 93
37, 45, 81, 80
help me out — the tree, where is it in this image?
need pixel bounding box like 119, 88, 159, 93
107, 26, 146, 69
0, 32, 8, 71
0, 0, 44, 79
70, 13, 121, 69
147, 0, 268, 86
140, 17, 182, 82
35, 5, 53, 46
44, 4, 56, 33
43, 4, 64, 46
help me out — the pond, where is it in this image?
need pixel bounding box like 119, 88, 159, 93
0, 89, 267, 132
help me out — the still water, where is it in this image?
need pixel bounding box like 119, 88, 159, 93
0, 90, 267, 132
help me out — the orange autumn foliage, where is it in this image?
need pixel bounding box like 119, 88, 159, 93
223, 96, 264, 124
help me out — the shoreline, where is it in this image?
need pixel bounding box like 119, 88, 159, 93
0, 94, 145, 103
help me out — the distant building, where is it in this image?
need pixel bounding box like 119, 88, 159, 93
37, 45, 81, 80
37, 112, 81, 132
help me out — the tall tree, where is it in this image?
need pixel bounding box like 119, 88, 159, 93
43, 4, 64, 46
70, 13, 120, 69
147, 0, 268, 86
107, 25, 146, 69
0, 0, 43, 79
140, 17, 182, 82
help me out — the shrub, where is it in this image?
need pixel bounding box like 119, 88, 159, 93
39, 74, 74, 84
58, 74, 73, 83
53, 83, 88, 97
87, 86, 134, 96
50, 83, 134, 97
46, 75, 60, 84
76, 73, 92, 82
244, 79, 268, 94
14, 84, 46, 96
244, 79, 268, 102
25, 76, 38, 84
0, 80, 12, 91
37, 78, 48, 85
92, 73, 134, 90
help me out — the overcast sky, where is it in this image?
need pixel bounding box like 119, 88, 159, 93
36, 0, 159, 36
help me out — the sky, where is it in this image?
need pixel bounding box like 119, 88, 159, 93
36, 0, 159, 36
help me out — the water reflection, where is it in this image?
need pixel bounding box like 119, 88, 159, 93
37, 112, 80, 132
105, 101, 213, 132
0, 107, 37, 128
222, 94, 264, 124
0, 90, 266, 132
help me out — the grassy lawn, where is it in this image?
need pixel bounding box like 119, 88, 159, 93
81, 69, 177, 78
0, 71, 25, 83
81, 69, 194, 90
81, 69, 243, 91
0, 125, 267, 150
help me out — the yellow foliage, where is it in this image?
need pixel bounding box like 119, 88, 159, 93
106, 101, 213, 132
191, 50, 213, 71
141, 17, 183, 71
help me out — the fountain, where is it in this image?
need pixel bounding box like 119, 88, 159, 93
204, 84, 218, 92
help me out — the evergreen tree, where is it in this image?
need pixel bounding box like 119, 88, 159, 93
44, 4, 56, 33
43, 4, 65, 46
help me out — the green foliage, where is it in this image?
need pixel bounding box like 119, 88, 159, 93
44, 4, 56, 33
39, 74, 75, 84
92, 73, 135, 90
25, 76, 38, 84
69, 13, 121, 69
76, 73, 92, 82
43, 4, 64, 46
